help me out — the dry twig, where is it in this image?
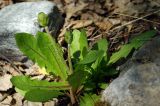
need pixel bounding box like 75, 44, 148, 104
114, 12, 160, 25
110, 9, 160, 32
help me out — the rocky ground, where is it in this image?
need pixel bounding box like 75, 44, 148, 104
0, 0, 160, 106
102, 36, 160, 106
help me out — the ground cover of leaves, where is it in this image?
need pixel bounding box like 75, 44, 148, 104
0, 0, 160, 106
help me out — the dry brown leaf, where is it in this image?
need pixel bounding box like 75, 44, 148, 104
95, 21, 113, 31
13, 0, 46, 2
108, 18, 121, 26
0, 0, 13, 9
81, 12, 93, 20
72, 20, 93, 29
0, 74, 12, 91
64, 0, 73, 4
127, 24, 133, 33
12, 93, 23, 106
58, 22, 73, 44
25, 64, 47, 76
86, 26, 96, 37
0, 94, 3, 101
0, 96, 12, 106
44, 99, 58, 106
81, 12, 103, 22
23, 100, 42, 106
59, 1, 88, 44
58, 20, 92, 44
87, 3, 106, 15
0, 60, 6, 66
3, 65, 19, 76
64, 1, 88, 20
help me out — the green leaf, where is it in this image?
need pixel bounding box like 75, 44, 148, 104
15, 87, 27, 96
80, 94, 100, 106
130, 30, 156, 49
37, 32, 69, 80
65, 30, 73, 44
68, 70, 88, 90
70, 29, 88, 60
38, 12, 49, 27
84, 81, 97, 91
104, 68, 119, 76
92, 39, 109, 56
75, 65, 93, 75
108, 30, 156, 65
78, 50, 103, 64
11, 76, 70, 91
99, 83, 109, 90
91, 39, 109, 70
16, 32, 69, 80
15, 33, 46, 67
12, 76, 65, 102
91, 51, 105, 70
25, 89, 62, 102
108, 44, 133, 65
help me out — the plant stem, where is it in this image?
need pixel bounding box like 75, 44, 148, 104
68, 41, 76, 104
69, 88, 76, 105
76, 85, 84, 95
45, 26, 51, 35
68, 44, 73, 74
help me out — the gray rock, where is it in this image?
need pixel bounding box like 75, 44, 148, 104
0, 1, 64, 61
101, 36, 160, 106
